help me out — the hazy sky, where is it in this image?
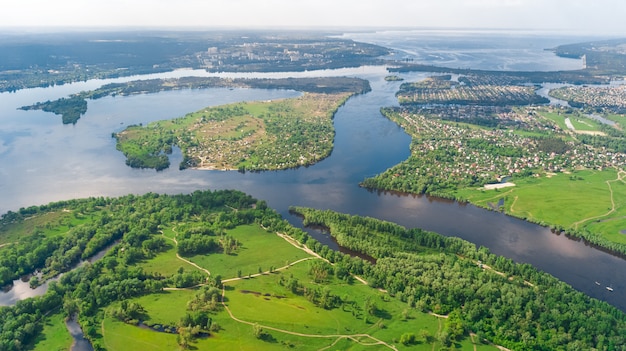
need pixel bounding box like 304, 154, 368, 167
2, 0, 624, 35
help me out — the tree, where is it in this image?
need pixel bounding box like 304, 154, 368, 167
253, 323, 265, 339
399, 332, 417, 345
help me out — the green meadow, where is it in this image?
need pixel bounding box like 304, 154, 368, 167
0, 210, 90, 245
95, 222, 495, 351
457, 168, 626, 244
31, 312, 73, 351
185, 224, 311, 279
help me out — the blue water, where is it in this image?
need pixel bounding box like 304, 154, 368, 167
1, 31, 625, 313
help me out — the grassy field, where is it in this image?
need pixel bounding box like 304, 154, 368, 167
136, 242, 186, 276
102, 257, 495, 351
102, 317, 181, 351
129, 290, 198, 326
457, 168, 626, 244
0, 211, 85, 245
535, 107, 606, 134
94, 220, 497, 351
30, 312, 73, 351
186, 224, 311, 279
535, 108, 573, 131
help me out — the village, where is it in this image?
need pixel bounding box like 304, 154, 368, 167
396, 76, 549, 107
382, 106, 626, 189
549, 84, 626, 111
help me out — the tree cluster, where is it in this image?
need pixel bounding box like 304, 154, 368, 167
290, 206, 626, 350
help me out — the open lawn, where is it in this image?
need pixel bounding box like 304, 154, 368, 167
135, 242, 186, 276
30, 312, 73, 351
457, 169, 626, 244
128, 290, 198, 326
103, 220, 495, 350
105, 256, 494, 350
0, 211, 82, 245
569, 116, 604, 132
535, 108, 571, 131
187, 224, 311, 279
102, 317, 180, 351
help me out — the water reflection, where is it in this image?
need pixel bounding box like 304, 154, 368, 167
0, 55, 625, 313
0, 278, 49, 306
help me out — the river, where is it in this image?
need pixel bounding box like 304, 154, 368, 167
1, 31, 625, 314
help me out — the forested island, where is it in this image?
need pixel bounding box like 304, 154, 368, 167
18, 96, 87, 124
1, 190, 625, 350
20, 76, 370, 125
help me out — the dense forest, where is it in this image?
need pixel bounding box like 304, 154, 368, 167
0, 189, 279, 350
18, 96, 87, 124
290, 207, 626, 351
2, 188, 626, 350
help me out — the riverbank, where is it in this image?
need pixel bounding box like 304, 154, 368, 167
364, 87, 626, 257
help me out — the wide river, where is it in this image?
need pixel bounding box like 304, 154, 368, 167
1, 31, 625, 312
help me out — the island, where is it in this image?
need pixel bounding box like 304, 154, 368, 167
1, 190, 625, 350
101, 76, 369, 171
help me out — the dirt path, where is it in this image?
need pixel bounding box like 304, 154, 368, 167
509, 196, 519, 214
0, 242, 16, 249
470, 333, 477, 351
220, 286, 398, 351
161, 227, 211, 278
221, 257, 316, 283
573, 169, 625, 229
275, 230, 372, 287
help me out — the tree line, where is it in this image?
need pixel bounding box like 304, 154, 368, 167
289, 206, 626, 351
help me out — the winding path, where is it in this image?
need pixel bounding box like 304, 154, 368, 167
161, 226, 211, 277
220, 286, 398, 351
573, 169, 626, 229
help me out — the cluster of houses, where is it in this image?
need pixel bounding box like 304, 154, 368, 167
397, 109, 626, 186
550, 85, 626, 110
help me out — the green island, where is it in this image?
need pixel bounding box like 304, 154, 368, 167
1, 190, 625, 350
18, 96, 88, 125
362, 72, 626, 255
105, 76, 369, 171
384, 75, 404, 82
20, 76, 370, 125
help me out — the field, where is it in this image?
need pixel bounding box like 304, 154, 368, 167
94, 222, 497, 351
534, 106, 604, 135
0, 210, 87, 245
31, 312, 73, 351
185, 224, 311, 279
456, 168, 626, 244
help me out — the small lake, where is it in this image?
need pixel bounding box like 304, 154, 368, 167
1, 31, 625, 312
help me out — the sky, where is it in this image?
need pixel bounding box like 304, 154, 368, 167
1, 0, 625, 35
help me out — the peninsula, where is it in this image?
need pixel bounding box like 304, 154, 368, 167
363, 71, 626, 255
108, 76, 369, 171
